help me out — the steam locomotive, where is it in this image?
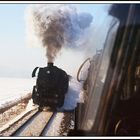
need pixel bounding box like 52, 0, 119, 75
31, 62, 69, 111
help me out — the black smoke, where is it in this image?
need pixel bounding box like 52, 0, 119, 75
25, 4, 93, 63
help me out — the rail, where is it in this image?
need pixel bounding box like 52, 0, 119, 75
0, 93, 32, 114
0, 107, 57, 137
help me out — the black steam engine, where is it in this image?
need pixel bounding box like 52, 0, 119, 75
31, 63, 69, 111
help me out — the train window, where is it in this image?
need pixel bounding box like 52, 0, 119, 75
75, 4, 140, 136
81, 14, 120, 131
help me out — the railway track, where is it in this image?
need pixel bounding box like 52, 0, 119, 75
0, 106, 57, 136
11, 110, 56, 136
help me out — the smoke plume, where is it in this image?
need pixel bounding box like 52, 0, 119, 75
25, 4, 93, 63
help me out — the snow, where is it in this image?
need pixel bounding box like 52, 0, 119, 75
0, 77, 36, 106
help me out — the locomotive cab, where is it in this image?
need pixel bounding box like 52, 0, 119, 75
72, 4, 140, 136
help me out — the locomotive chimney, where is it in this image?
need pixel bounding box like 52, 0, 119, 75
47, 62, 54, 67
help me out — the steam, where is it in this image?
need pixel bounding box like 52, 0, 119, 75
25, 4, 93, 63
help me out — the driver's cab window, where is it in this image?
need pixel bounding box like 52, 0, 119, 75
80, 6, 120, 131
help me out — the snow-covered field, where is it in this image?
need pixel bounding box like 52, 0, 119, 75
0, 77, 36, 105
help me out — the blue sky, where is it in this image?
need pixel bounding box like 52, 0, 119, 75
0, 4, 110, 78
